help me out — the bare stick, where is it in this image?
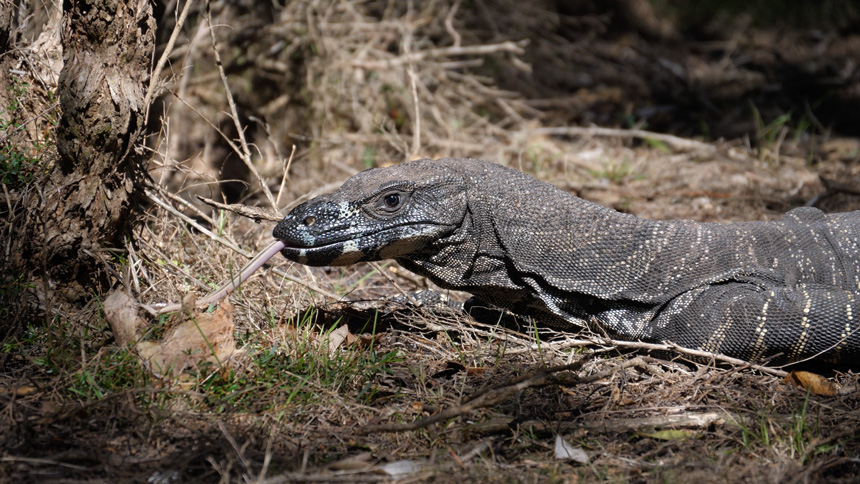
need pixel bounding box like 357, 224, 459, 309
114, 0, 193, 165
535, 126, 716, 154
204, 0, 278, 212
444, 0, 463, 48
157, 184, 220, 228
196, 195, 281, 222
369, 262, 420, 306
471, 411, 738, 435
520, 335, 788, 377
351, 40, 527, 70
276, 145, 296, 208
271, 268, 342, 304
170, 93, 250, 168
143, 0, 194, 124
146, 188, 246, 253
407, 64, 421, 159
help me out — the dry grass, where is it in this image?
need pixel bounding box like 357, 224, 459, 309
3, 1, 860, 482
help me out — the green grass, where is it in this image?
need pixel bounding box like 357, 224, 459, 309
731, 390, 835, 465
181, 307, 403, 413
0, 274, 35, 318
751, 103, 791, 152
588, 158, 638, 184
68, 348, 153, 401
361, 145, 377, 168
0, 77, 56, 188
5, 294, 403, 419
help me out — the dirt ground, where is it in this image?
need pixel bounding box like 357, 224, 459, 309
3, 1, 860, 483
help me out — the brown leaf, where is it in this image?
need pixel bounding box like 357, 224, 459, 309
783, 371, 838, 397
103, 290, 148, 346
326, 325, 352, 354
137, 300, 236, 378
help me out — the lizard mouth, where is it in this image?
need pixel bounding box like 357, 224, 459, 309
274, 222, 453, 266
276, 238, 363, 266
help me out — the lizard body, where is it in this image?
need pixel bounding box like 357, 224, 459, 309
273, 158, 860, 364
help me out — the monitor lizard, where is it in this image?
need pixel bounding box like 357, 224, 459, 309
268, 158, 860, 365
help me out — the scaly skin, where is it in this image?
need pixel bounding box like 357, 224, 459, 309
272, 158, 860, 365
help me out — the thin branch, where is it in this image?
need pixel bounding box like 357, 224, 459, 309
276, 145, 297, 208
530, 336, 788, 377
470, 411, 738, 435
407, 65, 421, 159
143, 0, 194, 125
369, 262, 420, 306
204, 0, 278, 212
196, 195, 281, 222
444, 0, 463, 48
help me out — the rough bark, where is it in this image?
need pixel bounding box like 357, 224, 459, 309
0, 0, 13, 53
13, 0, 156, 300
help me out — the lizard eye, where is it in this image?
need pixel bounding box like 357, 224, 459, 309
374, 189, 410, 214
384, 193, 401, 208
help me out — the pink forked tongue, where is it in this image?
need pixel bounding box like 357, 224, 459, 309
155, 240, 286, 314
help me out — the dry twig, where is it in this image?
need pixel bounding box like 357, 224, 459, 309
196, 195, 281, 222
350, 40, 527, 70
356, 356, 646, 433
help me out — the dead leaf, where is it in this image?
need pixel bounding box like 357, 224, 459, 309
554, 435, 589, 463
327, 325, 352, 354
137, 300, 236, 378
783, 371, 838, 397
346, 331, 358, 345
821, 138, 860, 161
358, 335, 375, 349
103, 290, 148, 346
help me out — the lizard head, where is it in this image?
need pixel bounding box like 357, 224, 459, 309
273, 159, 467, 266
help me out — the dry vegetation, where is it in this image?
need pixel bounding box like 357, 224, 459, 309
3, 1, 860, 482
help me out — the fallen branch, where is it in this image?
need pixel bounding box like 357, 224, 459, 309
505, 333, 788, 378
591, 338, 788, 377
469, 411, 737, 435
535, 126, 716, 154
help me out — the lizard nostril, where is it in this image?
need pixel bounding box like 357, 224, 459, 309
303, 216, 316, 226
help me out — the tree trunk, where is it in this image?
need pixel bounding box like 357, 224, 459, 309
0, 0, 13, 53
11, 0, 155, 301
